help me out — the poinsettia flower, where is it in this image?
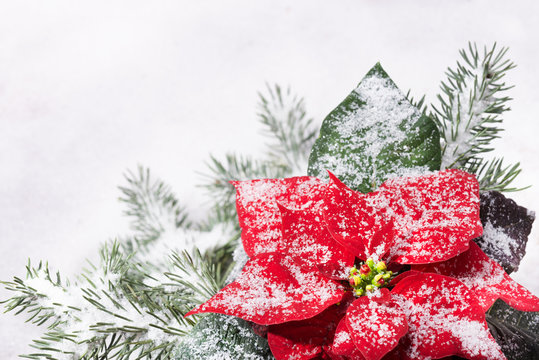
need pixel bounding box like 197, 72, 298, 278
186, 170, 511, 360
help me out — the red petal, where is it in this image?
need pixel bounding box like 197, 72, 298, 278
233, 177, 325, 257
331, 317, 366, 359
279, 204, 355, 280
345, 296, 408, 360
267, 296, 352, 360
389, 270, 422, 287
324, 172, 393, 260
185, 253, 344, 325
391, 272, 506, 360
378, 169, 482, 264
414, 241, 539, 312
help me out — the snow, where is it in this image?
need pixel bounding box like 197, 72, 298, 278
1, 0, 539, 357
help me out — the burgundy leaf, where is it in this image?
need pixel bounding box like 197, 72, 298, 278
474, 191, 535, 274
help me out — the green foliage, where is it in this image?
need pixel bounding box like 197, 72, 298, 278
258, 84, 318, 173
308, 63, 441, 193
468, 157, 527, 192
119, 166, 190, 250
433, 43, 523, 191
1, 242, 190, 360
1, 169, 242, 360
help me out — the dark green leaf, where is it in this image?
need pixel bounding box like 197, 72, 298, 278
475, 191, 535, 274
308, 63, 441, 193
487, 300, 539, 360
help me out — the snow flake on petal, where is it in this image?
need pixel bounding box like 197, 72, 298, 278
186, 253, 344, 325
379, 169, 482, 264
279, 204, 355, 280
233, 177, 325, 257
345, 296, 407, 360
392, 273, 506, 360
414, 241, 539, 312
331, 317, 366, 360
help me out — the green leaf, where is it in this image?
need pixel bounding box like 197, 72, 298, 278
487, 300, 539, 359
308, 63, 441, 192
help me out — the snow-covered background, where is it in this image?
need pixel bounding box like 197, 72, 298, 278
1, 0, 538, 357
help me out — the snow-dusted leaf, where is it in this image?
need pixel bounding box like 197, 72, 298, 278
486, 300, 539, 360
391, 273, 506, 360
233, 177, 325, 257
474, 191, 535, 274
177, 314, 273, 360
413, 241, 539, 312
308, 63, 441, 193
185, 253, 344, 325
323, 172, 393, 261
380, 169, 482, 264
267, 295, 352, 360
279, 204, 355, 280
345, 294, 408, 360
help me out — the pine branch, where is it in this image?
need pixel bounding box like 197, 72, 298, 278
434, 43, 515, 170
1, 242, 201, 360
258, 84, 317, 174
466, 157, 529, 192
119, 166, 190, 250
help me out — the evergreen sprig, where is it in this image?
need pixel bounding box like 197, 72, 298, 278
258, 84, 317, 174
119, 166, 190, 250
433, 42, 523, 191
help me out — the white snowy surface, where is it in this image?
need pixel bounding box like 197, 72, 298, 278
0, 0, 538, 357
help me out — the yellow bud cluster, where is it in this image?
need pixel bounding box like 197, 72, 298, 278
347, 258, 394, 297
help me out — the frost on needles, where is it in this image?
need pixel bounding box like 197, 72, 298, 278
433, 43, 524, 192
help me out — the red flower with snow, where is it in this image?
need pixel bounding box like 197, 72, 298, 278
186, 169, 539, 360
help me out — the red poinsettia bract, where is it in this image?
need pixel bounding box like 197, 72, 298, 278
186, 169, 539, 360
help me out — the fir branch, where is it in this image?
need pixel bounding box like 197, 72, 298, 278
165, 249, 224, 307
434, 43, 515, 170
119, 166, 190, 249
258, 84, 317, 174
2, 242, 196, 360
467, 157, 529, 192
